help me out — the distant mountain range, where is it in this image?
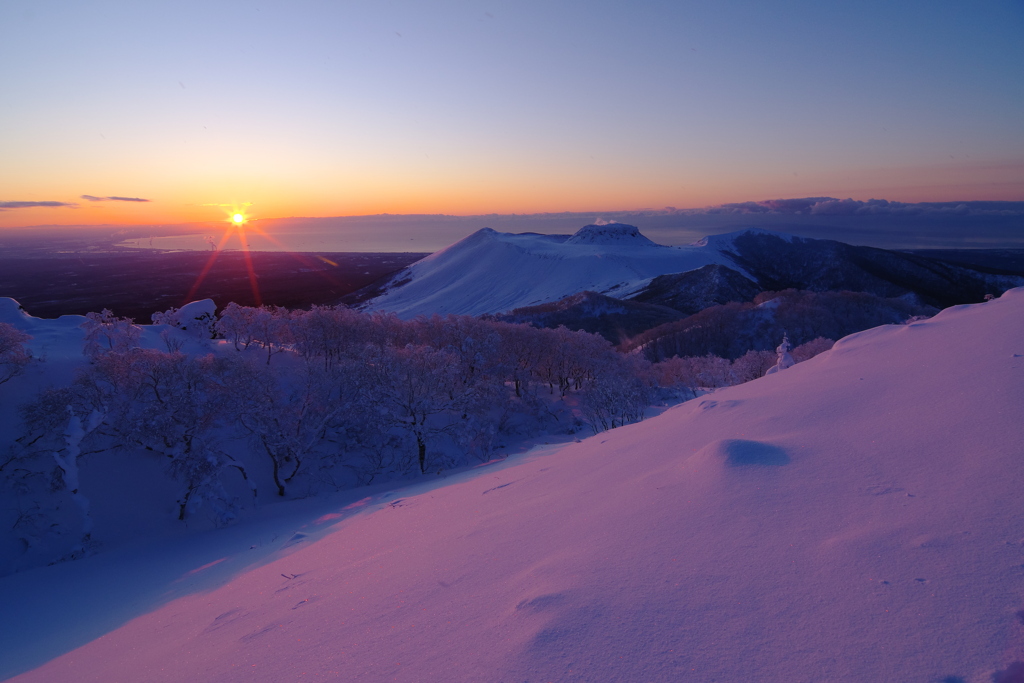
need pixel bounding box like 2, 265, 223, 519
348, 225, 1024, 330
348, 224, 739, 317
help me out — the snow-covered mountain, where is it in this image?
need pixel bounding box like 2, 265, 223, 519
4, 289, 1024, 682
356, 223, 740, 317
355, 225, 1024, 318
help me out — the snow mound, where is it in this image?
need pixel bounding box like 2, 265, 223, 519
175, 299, 216, 323
565, 222, 657, 246
5, 288, 1024, 682
0, 297, 32, 325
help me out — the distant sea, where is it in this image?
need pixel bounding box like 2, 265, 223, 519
115, 230, 442, 254
111, 213, 715, 254
58, 204, 1024, 254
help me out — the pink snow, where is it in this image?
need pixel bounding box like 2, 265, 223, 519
6, 290, 1024, 682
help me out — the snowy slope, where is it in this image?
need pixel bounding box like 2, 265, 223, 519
362, 224, 741, 317
4, 289, 1024, 682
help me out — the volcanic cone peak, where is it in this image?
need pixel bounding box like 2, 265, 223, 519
565, 223, 659, 246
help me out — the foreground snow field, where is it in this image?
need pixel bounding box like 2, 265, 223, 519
3, 289, 1024, 682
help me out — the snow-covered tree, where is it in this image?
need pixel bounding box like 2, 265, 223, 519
53, 407, 105, 550
215, 303, 294, 363
215, 302, 259, 350
579, 355, 652, 433
765, 335, 795, 375
81, 310, 141, 358
13, 387, 104, 562
73, 349, 254, 521
227, 356, 366, 497
289, 305, 370, 368
0, 323, 32, 386
492, 321, 547, 398
363, 344, 464, 474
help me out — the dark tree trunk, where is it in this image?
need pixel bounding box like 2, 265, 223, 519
178, 486, 195, 520
272, 455, 286, 497
416, 433, 426, 473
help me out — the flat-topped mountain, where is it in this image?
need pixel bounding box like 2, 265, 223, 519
354, 225, 737, 318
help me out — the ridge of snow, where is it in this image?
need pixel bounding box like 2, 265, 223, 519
4, 288, 1024, 682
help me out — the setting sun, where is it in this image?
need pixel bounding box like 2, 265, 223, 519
232, 213, 245, 225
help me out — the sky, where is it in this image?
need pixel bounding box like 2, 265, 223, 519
1, 0, 1023, 229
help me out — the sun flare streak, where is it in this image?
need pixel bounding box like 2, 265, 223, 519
182, 203, 344, 307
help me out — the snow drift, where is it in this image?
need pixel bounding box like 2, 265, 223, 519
3, 289, 1023, 682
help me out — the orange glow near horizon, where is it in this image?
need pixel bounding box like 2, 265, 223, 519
1, 155, 1022, 231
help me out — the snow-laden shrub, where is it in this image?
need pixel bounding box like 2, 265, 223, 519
731, 349, 777, 383
791, 337, 834, 363
655, 354, 734, 390
652, 341, 825, 394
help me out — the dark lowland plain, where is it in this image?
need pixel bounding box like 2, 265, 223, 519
0, 249, 426, 321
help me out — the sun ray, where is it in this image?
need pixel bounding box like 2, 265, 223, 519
235, 226, 263, 307
183, 227, 235, 305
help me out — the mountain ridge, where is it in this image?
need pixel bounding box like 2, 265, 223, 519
350, 226, 1024, 321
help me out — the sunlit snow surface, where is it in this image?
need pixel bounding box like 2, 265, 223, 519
3, 290, 1024, 682
362, 225, 748, 317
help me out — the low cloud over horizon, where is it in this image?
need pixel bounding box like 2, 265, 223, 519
1, 195, 152, 211
80, 195, 151, 203
694, 197, 1024, 217
0, 201, 76, 210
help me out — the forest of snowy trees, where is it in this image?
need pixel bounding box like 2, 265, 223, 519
624, 289, 932, 361
0, 293, 860, 571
